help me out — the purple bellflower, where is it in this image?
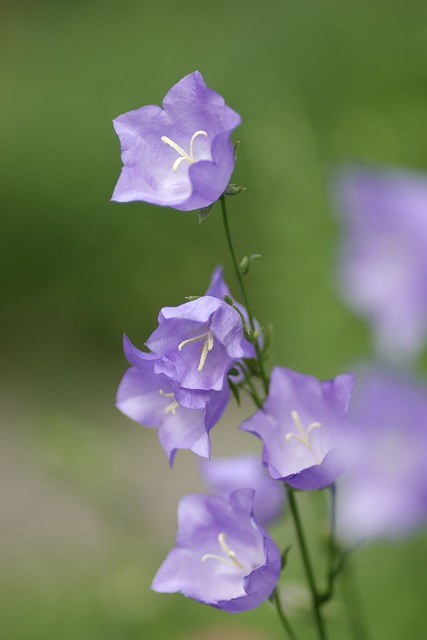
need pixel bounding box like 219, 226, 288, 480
116, 335, 229, 464
241, 367, 354, 490
146, 296, 252, 392
199, 454, 286, 525
151, 489, 281, 612
336, 368, 427, 541
112, 71, 241, 211
334, 166, 427, 360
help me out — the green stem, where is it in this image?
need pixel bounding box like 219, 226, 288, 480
287, 489, 328, 640
235, 361, 263, 408
219, 195, 269, 395
320, 483, 337, 604
272, 589, 299, 640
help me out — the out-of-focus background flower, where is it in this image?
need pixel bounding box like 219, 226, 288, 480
2, 0, 427, 638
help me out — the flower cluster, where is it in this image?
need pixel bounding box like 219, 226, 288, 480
116, 267, 252, 464
112, 73, 427, 630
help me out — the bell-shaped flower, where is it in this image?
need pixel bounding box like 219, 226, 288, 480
199, 454, 286, 525
112, 71, 241, 211
241, 367, 354, 490
151, 489, 281, 612
336, 368, 427, 541
333, 166, 427, 361
146, 296, 252, 392
116, 335, 229, 464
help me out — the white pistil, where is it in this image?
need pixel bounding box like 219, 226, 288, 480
285, 410, 323, 462
201, 532, 247, 571
159, 389, 180, 415
161, 130, 208, 173
177, 329, 214, 371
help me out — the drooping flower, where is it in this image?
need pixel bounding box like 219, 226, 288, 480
116, 335, 229, 464
146, 296, 252, 392
336, 368, 427, 541
151, 489, 281, 612
112, 71, 241, 211
199, 454, 286, 525
333, 166, 427, 360
241, 367, 354, 490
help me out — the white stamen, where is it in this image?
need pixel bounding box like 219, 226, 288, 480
285, 410, 323, 462
159, 389, 180, 415
177, 329, 214, 371
201, 532, 247, 570
161, 130, 207, 173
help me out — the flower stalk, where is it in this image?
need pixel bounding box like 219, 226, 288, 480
287, 488, 328, 640
219, 194, 269, 395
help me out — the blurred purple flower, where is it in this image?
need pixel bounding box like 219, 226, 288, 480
199, 454, 286, 525
116, 335, 229, 464
151, 489, 281, 612
112, 71, 241, 211
337, 368, 427, 541
146, 296, 252, 392
334, 166, 427, 360
241, 367, 354, 490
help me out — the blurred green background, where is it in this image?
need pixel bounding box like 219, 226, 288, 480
2, 0, 427, 638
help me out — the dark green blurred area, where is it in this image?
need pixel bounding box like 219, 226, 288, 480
2, 0, 427, 638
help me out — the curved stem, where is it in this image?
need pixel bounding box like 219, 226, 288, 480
287, 489, 328, 640
272, 589, 299, 640
219, 196, 269, 395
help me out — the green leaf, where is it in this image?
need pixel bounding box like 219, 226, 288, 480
223, 183, 246, 196
281, 545, 292, 571
228, 378, 241, 407
197, 202, 214, 223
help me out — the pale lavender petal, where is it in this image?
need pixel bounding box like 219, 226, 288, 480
241, 367, 354, 490
151, 490, 281, 611
158, 407, 211, 465
116, 367, 175, 427
147, 296, 247, 392
112, 71, 241, 211
205, 265, 231, 300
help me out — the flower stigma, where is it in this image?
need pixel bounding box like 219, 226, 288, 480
178, 329, 214, 371
201, 532, 247, 571
285, 410, 323, 463
159, 389, 180, 415
161, 130, 208, 173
